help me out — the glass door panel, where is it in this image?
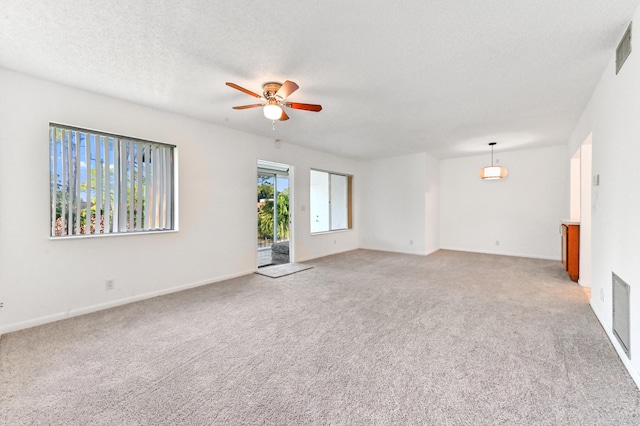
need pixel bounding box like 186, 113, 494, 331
257, 165, 290, 267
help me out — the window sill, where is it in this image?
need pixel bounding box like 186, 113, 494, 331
49, 229, 179, 241
310, 228, 351, 236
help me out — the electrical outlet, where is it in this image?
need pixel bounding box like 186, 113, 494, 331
0, 301, 4, 308
410, 240, 413, 245
600, 288, 604, 301
495, 240, 500, 246
105, 279, 114, 291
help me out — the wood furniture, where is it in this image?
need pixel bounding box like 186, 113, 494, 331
561, 222, 580, 282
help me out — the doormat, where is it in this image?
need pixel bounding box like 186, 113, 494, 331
255, 263, 313, 278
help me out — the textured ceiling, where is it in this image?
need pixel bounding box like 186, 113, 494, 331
1, 0, 638, 159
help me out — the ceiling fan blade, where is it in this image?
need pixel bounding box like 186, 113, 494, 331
284, 102, 323, 112
279, 109, 290, 121
232, 103, 264, 110
275, 80, 299, 100
226, 82, 262, 99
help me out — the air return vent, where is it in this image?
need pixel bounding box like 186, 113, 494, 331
616, 22, 632, 75
612, 272, 631, 358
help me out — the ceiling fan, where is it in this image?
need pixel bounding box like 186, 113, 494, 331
225, 80, 322, 122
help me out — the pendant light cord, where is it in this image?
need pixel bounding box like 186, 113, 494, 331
489, 142, 497, 166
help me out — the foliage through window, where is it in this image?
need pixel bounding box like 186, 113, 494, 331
49, 123, 175, 237
310, 169, 352, 233
257, 175, 290, 245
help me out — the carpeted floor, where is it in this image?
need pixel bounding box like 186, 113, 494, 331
1, 249, 639, 425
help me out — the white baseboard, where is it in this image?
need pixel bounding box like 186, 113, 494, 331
578, 279, 592, 288
590, 301, 640, 389
439, 246, 560, 261
295, 246, 359, 263
359, 245, 438, 257
0, 270, 254, 335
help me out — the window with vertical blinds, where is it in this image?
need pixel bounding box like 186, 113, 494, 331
49, 123, 176, 237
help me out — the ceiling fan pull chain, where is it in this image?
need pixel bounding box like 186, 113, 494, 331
272, 120, 276, 131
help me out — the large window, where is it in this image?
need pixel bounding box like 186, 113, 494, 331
310, 169, 352, 233
49, 123, 176, 237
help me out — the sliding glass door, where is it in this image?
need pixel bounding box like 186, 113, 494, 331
257, 161, 290, 267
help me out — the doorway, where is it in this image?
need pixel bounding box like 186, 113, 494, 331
257, 160, 291, 267
569, 134, 592, 288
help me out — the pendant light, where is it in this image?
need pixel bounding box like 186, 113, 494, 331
479, 142, 508, 180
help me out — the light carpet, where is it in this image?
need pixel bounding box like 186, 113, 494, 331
1, 249, 640, 425
255, 262, 313, 278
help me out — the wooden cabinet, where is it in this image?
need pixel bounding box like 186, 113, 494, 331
561, 223, 580, 282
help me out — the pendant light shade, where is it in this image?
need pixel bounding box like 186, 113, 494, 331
479, 142, 508, 180
263, 104, 283, 120
479, 166, 508, 179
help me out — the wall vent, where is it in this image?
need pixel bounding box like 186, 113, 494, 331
612, 272, 631, 358
616, 22, 632, 75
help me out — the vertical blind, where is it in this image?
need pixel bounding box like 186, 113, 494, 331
49, 124, 175, 237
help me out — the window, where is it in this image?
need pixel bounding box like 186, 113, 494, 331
49, 123, 176, 237
310, 169, 352, 233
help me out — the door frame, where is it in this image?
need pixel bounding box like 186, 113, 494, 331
256, 159, 293, 268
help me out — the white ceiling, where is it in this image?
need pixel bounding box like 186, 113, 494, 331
1, 1, 638, 159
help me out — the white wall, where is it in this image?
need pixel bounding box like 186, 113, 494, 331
0, 68, 360, 333
360, 152, 439, 255
579, 140, 593, 288
570, 151, 582, 221
567, 5, 640, 386
440, 145, 569, 260
425, 153, 441, 252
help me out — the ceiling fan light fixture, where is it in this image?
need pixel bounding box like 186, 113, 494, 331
479, 142, 508, 180
263, 104, 283, 120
